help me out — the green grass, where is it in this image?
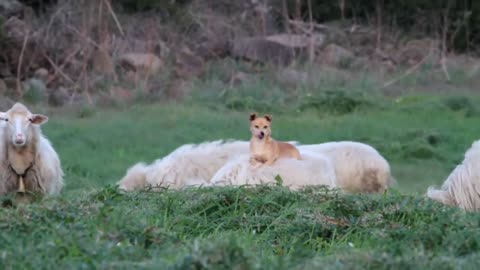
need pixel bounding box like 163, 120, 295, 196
2, 91, 480, 268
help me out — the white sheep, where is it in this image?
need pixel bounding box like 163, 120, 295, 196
300, 141, 394, 193
118, 140, 249, 191
0, 103, 64, 196
210, 150, 336, 190
118, 140, 394, 193
427, 140, 480, 211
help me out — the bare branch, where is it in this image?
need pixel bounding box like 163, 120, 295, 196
16, 32, 30, 96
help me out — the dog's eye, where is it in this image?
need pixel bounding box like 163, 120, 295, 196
255, 125, 259, 128
263, 126, 267, 129
3, 118, 8, 122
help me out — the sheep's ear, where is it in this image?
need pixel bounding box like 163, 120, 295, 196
264, 114, 272, 122
249, 113, 257, 121
30, 114, 48, 125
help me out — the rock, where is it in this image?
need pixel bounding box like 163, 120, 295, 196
33, 68, 49, 82
0, 96, 14, 111
231, 37, 295, 66
2, 77, 19, 98
23, 78, 46, 103
2, 77, 16, 89
0, 0, 23, 18
0, 65, 13, 77
319, 44, 354, 68
2, 17, 44, 76
48, 87, 69, 107
117, 53, 163, 74
265, 33, 325, 49
3, 16, 29, 45
175, 47, 205, 79
0, 78, 6, 96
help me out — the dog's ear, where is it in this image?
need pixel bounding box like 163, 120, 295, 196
264, 114, 272, 122
249, 113, 257, 121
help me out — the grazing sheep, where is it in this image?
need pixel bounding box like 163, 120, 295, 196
427, 140, 480, 211
118, 140, 394, 193
0, 103, 64, 196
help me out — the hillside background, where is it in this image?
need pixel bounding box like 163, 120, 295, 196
0, 0, 479, 109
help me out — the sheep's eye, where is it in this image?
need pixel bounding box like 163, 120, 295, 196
4, 118, 8, 122
255, 125, 259, 128
263, 126, 267, 129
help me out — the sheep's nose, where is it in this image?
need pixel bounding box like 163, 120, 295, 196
14, 134, 25, 144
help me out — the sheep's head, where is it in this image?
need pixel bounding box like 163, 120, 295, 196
0, 103, 48, 147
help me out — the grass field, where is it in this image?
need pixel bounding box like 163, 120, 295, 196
1, 89, 480, 269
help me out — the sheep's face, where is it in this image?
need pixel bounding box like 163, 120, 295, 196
0, 104, 48, 147
249, 113, 272, 140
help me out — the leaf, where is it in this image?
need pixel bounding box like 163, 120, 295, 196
274, 175, 283, 186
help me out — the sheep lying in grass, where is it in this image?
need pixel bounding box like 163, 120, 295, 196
427, 140, 480, 211
118, 140, 394, 193
212, 141, 393, 192
118, 140, 249, 191
0, 103, 64, 196
210, 150, 336, 190
300, 141, 394, 193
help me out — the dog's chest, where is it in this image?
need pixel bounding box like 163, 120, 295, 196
250, 140, 270, 156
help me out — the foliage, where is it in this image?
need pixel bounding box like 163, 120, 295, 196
0, 186, 479, 269
273, 0, 480, 53
115, 0, 192, 14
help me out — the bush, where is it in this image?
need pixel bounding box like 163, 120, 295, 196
272, 0, 480, 54
298, 90, 372, 115
115, 0, 192, 13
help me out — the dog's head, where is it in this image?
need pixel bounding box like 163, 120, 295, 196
249, 113, 272, 140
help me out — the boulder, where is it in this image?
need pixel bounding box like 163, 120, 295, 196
319, 44, 354, 67
265, 33, 325, 49
48, 87, 69, 107
0, 96, 14, 111
22, 78, 47, 103
0, 0, 23, 18
230, 37, 295, 66
0, 78, 7, 98
33, 68, 49, 82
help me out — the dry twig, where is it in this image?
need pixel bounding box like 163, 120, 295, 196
382, 51, 432, 88
103, 0, 125, 36
16, 32, 30, 96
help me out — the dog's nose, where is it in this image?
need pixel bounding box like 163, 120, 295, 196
260, 131, 264, 136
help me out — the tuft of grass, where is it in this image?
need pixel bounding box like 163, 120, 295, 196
0, 186, 479, 269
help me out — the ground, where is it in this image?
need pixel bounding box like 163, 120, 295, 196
1, 90, 480, 269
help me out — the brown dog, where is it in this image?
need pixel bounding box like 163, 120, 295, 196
249, 113, 301, 168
